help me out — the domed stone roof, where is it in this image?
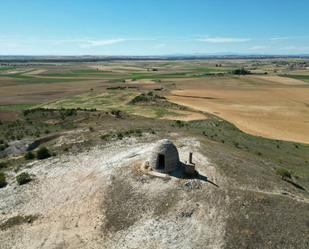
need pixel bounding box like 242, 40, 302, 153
149, 139, 180, 173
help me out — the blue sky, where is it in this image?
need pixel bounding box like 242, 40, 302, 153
1, 0, 309, 55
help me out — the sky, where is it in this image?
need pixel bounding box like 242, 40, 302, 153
1, 0, 309, 56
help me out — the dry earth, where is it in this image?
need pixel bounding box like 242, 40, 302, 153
0, 136, 226, 249
168, 76, 309, 144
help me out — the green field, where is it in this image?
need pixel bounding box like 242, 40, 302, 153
282, 74, 309, 83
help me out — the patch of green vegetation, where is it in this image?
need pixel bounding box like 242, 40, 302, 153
0, 161, 9, 169
280, 74, 309, 83
232, 68, 251, 75
100, 128, 154, 141
41, 90, 139, 111
42, 69, 115, 78
129, 91, 165, 104
0, 108, 105, 146
0, 103, 36, 111
41, 90, 187, 120
130, 72, 190, 80
188, 118, 309, 180
275, 167, 292, 179
172, 120, 188, 128
0, 66, 16, 71
0, 172, 7, 188
191, 66, 232, 73
16, 172, 32, 185
153, 107, 180, 118
36, 147, 51, 160
24, 151, 35, 160
0, 72, 85, 84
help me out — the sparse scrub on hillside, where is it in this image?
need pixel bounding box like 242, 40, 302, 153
232, 68, 251, 75
24, 151, 35, 160
16, 172, 32, 185
129, 91, 165, 105
275, 167, 292, 180
0, 161, 8, 169
100, 128, 151, 142
0, 172, 7, 188
36, 147, 51, 160
110, 109, 125, 118
173, 120, 187, 128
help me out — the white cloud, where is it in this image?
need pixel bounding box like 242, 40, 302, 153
281, 45, 309, 51
79, 38, 127, 48
197, 37, 251, 43
270, 36, 309, 41
248, 45, 267, 51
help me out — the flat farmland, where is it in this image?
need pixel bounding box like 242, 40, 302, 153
1, 59, 309, 143
168, 76, 309, 144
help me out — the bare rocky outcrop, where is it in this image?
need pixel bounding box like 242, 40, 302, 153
0, 137, 226, 249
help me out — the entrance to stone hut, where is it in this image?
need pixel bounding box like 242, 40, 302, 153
158, 154, 165, 170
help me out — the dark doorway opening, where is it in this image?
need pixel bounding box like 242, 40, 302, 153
158, 154, 165, 170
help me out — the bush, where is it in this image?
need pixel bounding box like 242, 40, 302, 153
100, 134, 110, 140
16, 172, 32, 185
0, 161, 8, 169
0, 172, 7, 188
275, 167, 291, 179
116, 132, 123, 140
232, 68, 251, 75
110, 109, 124, 118
36, 147, 51, 160
175, 120, 185, 128
24, 151, 35, 160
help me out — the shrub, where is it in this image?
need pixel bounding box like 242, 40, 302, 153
0, 161, 8, 169
110, 109, 124, 118
16, 172, 32, 185
175, 120, 185, 128
0, 172, 7, 188
89, 127, 94, 132
24, 151, 35, 160
275, 167, 291, 180
234, 142, 240, 148
100, 134, 110, 140
134, 129, 142, 136
117, 132, 123, 140
36, 147, 51, 160
232, 68, 251, 75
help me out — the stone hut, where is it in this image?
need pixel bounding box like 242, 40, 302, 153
149, 139, 180, 173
